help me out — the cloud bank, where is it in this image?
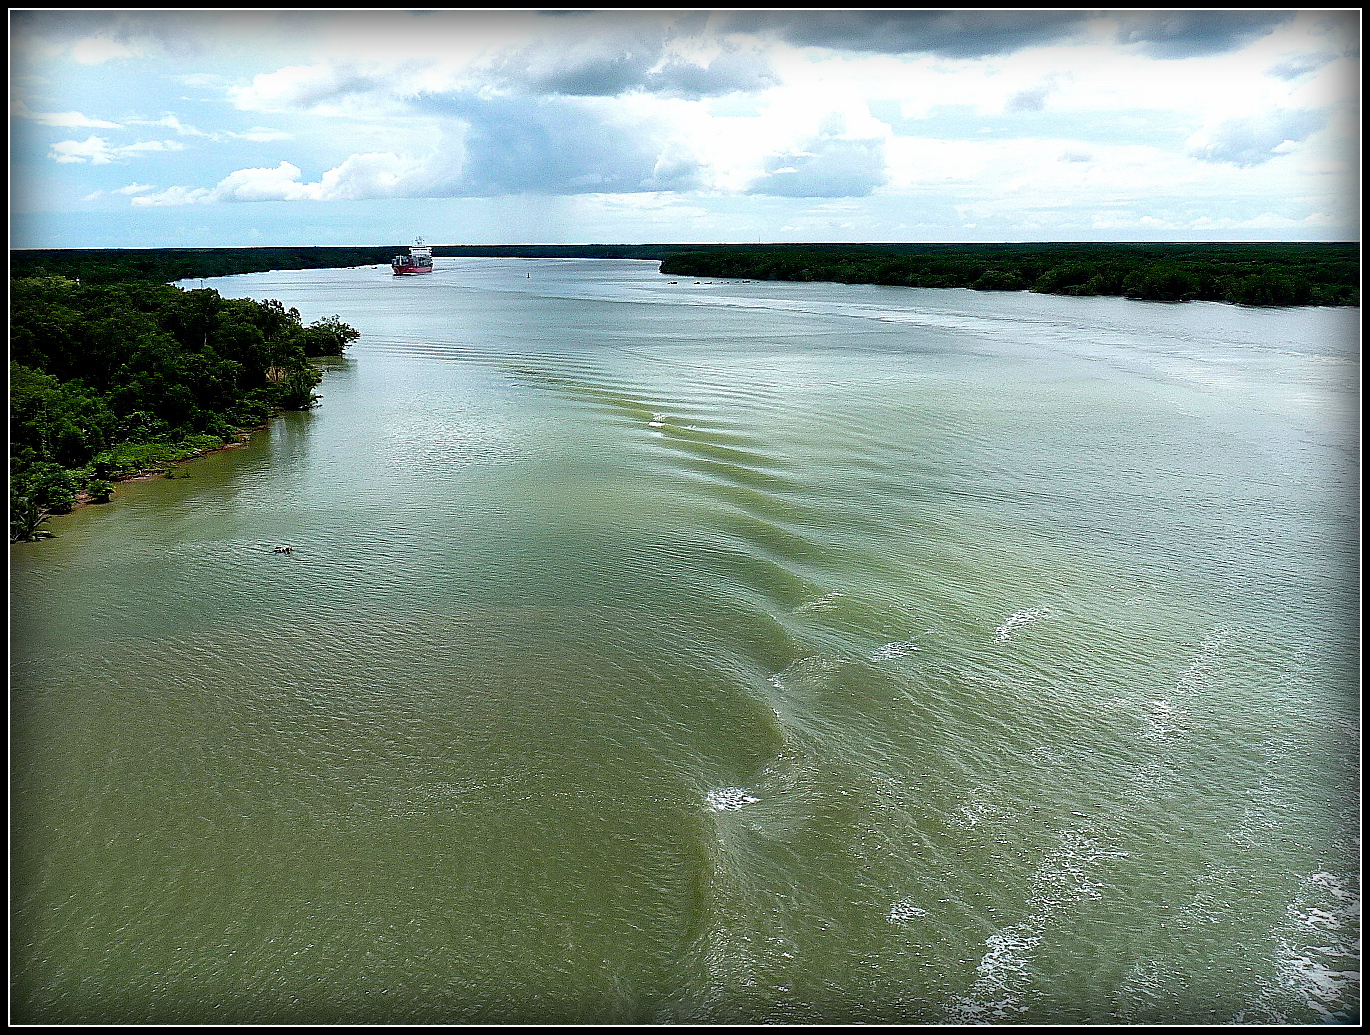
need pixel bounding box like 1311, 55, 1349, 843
9, 9, 1358, 244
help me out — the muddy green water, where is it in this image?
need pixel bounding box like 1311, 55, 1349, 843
10, 259, 1360, 1023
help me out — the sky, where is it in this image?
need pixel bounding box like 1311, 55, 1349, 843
9, 9, 1361, 248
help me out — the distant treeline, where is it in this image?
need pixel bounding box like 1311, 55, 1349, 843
10, 275, 358, 540
435, 244, 686, 260
11, 247, 397, 286
8, 244, 699, 285
659, 243, 1359, 307
9, 244, 707, 286
15, 242, 1356, 306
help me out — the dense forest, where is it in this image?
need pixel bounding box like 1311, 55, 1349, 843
659, 242, 1360, 307
10, 274, 358, 541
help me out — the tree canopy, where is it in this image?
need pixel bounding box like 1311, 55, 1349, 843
10, 275, 358, 540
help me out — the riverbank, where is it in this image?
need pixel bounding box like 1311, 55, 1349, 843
70, 426, 263, 510
13, 420, 278, 542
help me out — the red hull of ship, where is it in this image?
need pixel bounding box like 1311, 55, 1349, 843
391, 264, 433, 275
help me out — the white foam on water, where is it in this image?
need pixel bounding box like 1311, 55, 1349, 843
1299, 907, 1343, 930
944, 925, 1041, 1022
943, 828, 1130, 1022
871, 639, 921, 661
953, 796, 1008, 829
705, 787, 759, 812
767, 653, 845, 701
1226, 790, 1284, 848
1029, 829, 1129, 914
1115, 958, 1169, 1018
1140, 696, 1190, 741
887, 898, 929, 924
1176, 622, 1234, 694
1307, 871, 1358, 904
1238, 870, 1362, 1024
995, 609, 1048, 642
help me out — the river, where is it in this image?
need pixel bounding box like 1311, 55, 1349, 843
10, 259, 1360, 1023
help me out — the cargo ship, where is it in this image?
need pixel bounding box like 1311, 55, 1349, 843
391, 238, 433, 275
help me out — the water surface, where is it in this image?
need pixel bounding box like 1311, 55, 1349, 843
11, 259, 1360, 1023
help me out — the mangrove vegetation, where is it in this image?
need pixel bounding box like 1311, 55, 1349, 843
658, 242, 1359, 307
10, 274, 358, 540
10, 246, 396, 287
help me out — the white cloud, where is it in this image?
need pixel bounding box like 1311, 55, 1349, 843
229, 61, 407, 115
211, 161, 317, 201
132, 153, 424, 205
127, 114, 211, 136
11, 10, 1359, 244
71, 36, 137, 64
230, 127, 294, 142
122, 114, 294, 144
118, 140, 187, 156
1187, 109, 1327, 167
749, 118, 888, 198
48, 135, 186, 164
1003, 73, 1069, 115
474, 26, 779, 100
412, 93, 709, 196
47, 135, 115, 164
18, 107, 122, 129
1266, 51, 1337, 80
311, 152, 425, 200
129, 185, 213, 207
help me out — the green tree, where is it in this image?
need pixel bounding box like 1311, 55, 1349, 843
276, 367, 324, 410
302, 315, 361, 356
10, 495, 54, 542
15, 462, 79, 514
972, 269, 1030, 291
